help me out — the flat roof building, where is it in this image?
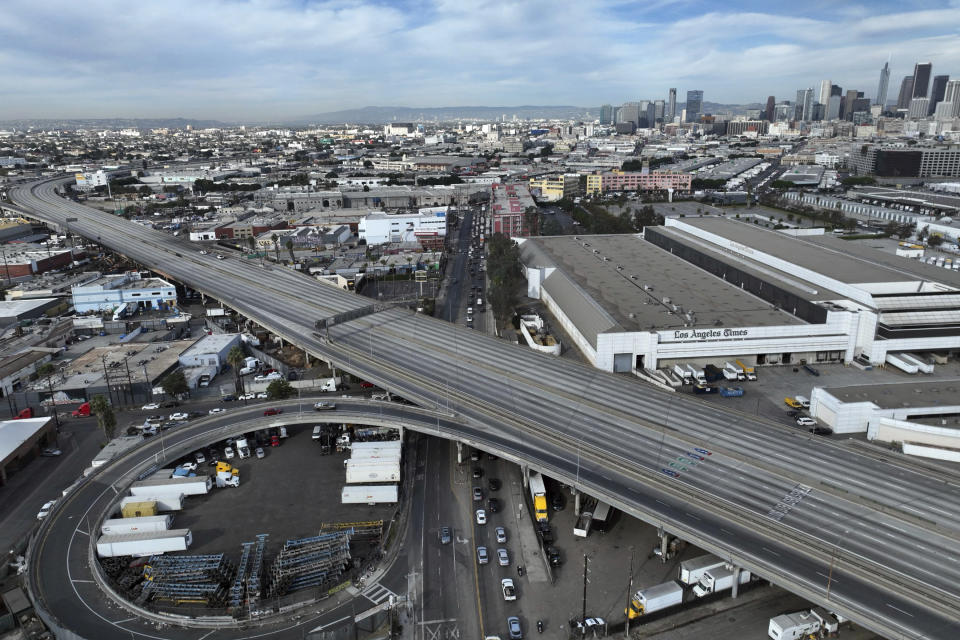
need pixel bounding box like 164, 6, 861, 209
72, 272, 177, 314
0, 417, 54, 485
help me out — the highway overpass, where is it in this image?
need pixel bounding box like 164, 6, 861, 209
9, 177, 960, 639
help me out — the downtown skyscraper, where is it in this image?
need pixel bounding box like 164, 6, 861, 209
685, 90, 703, 123
876, 60, 890, 106
667, 88, 676, 122
912, 61, 933, 98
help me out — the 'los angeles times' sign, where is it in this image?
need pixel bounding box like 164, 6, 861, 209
667, 328, 750, 341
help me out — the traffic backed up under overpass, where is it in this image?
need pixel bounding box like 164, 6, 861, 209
9, 177, 960, 640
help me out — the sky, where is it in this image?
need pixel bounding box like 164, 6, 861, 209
2, 0, 960, 121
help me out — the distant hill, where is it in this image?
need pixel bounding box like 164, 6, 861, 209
290, 105, 596, 124
0, 117, 229, 130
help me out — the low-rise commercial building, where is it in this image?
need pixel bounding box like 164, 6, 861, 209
585, 170, 691, 195
178, 333, 241, 369
490, 183, 536, 236
528, 174, 579, 202
0, 417, 55, 486
358, 210, 447, 246
71, 272, 177, 314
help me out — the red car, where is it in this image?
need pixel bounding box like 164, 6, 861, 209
359, 381, 374, 389
270, 435, 280, 447
263, 408, 283, 416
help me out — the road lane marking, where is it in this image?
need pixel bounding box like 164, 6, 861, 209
816, 572, 837, 583
197, 630, 216, 640
886, 604, 913, 617
71, 579, 95, 583
761, 547, 780, 557
685, 513, 701, 521
309, 615, 352, 632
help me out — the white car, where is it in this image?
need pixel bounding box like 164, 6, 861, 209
475, 509, 487, 525
199, 250, 208, 255
37, 500, 57, 520
142, 402, 160, 410
501, 578, 516, 601
796, 416, 817, 426
495, 526, 507, 543
169, 412, 189, 421
254, 372, 282, 383
224, 446, 235, 459
255, 392, 268, 399
209, 407, 226, 414
497, 548, 510, 566
238, 393, 255, 400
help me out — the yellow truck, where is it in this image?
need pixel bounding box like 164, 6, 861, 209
784, 397, 802, 409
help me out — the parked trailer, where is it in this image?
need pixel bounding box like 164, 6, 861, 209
626, 580, 685, 619
129, 475, 212, 497
348, 440, 402, 452
529, 472, 549, 522
96, 529, 192, 558
120, 494, 185, 512
672, 364, 692, 382
768, 610, 821, 640
678, 554, 725, 586
691, 566, 752, 597
120, 501, 157, 518
899, 353, 934, 374
341, 484, 398, 505
345, 461, 401, 484
721, 368, 739, 380
885, 352, 919, 374
101, 515, 173, 535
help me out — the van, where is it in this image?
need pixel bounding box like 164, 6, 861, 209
794, 395, 810, 408
312, 426, 322, 440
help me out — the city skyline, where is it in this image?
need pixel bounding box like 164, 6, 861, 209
1, 0, 960, 120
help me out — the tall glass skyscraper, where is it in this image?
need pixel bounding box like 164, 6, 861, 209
667, 88, 676, 122
876, 61, 890, 107
912, 62, 932, 99
685, 90, 703, 123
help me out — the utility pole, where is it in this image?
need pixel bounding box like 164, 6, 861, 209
581, 553, 589, 630
624, 548, 635, 638
101, 355, 114, 407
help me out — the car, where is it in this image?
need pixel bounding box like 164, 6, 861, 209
495, 526, 507, 543
161, 400, 179, 408
546, 546, 562, 567
501, 578, 516, 601
551, 493, 565, 511
359, 381, 375, 388
37, 500, 56, 520
470, 450, 481, 462
41, 448, 62, 456
477, 546, 489, 564
199, 250, 208, 255
255, 447, 265, 459
224, 446, 235, 459
179, 461, 198, 471
796, 416, 817, 426
254, 372, 282, 383
141, 402, 160, 410
487, 498, 500, 513
255, 392, 268, 399
238, 393, 255, 400
488, 478, 501, 491
216, 254, 226, 260
472, 467, 483, 478
209, 407, 226, 414
497, 548, 510, 566
169, 412, 189, 421
810, 426, 833, 436
314, 401, 336, 411
193, 451, 206, 464
507, 616, 522, 640
439, 526, 452, 545
263, 408, 283, 416
475, 509, 487, 525
473, 487, 483, 501
270, 435, 280, 447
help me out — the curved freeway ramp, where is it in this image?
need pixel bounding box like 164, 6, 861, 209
10, 178, 960, 640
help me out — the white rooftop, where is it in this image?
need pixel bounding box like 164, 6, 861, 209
0, 417, 51, 462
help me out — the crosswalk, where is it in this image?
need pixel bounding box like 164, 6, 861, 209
361, 583, 397, 605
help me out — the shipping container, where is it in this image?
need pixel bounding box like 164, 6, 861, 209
120, 501, 158, 518
96, 529, 192, 558
101, 514, 173, 535
120, 494, 185, 512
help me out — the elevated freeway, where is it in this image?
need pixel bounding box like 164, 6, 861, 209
9, 178, 960, 639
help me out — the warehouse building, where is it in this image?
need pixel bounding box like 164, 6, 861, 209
0, 417, 55, 486
71, 272, 177, 313
519, 216, 960, 373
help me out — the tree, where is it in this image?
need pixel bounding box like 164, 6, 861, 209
927, 234, 944, 247
37, 363, 61, 429
266, 379, 293, 399
285, 238, 295, 263
227, 346, 246, 400
271, 233, 280, 262
246, 235, 256, 252
161, 370, 189, 398
90, 394, 116, 441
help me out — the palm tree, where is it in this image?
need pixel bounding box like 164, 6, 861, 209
36, 362, 60, 430
285, 239, 295, 263
271, 233, 280, 262
90, 394, 116, 442
246, 235, 255, 253
227, 346, 246, 403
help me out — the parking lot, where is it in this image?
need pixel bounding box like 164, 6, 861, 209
169, 424, 396, 557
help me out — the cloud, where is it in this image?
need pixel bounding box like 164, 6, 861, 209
0, 0, 958, 119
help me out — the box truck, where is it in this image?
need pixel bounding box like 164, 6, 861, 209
678, 554, 725, 586
691, 566, 752, 598
96, 529, 192, 558
626, 581, 685, 619
529, 472, 549, 522
768, 610, 821, 640
341, 484, 398, 505
101, 515, 173, 535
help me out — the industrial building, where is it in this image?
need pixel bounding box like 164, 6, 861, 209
585, 170, 691, 195
71, 272, 177, 314
519, 217, 960, 373
358, 210, 447, 246
0, 417, 54, 486
528, 174, 579, 202
0, 245, 82, 280
178, 333, 242, 369
490, 183, 536, 236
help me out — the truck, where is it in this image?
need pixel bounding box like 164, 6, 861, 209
793, 395, 810, 408
735, 359, 757, 380
573, 510, 593, 538
626, 581, 685, 619
591, 501, 614, 532
678, 554, 725, 586
120, 501, 158, 518
721, 367, 739, 381
784, 397, 803, 409
672, 364, 693, 383
350, 450, 402, 464
345, 461, 401, 484
129, 475, 212, 497
317, 377, 338, 392
215, 461, 240, 488
96, 529, 192, 558
101, 515, 173, 535
725, 362, 746, 380
719, 386, 744, 397
703, 364, 724, 382
72, 402, 91, 417
529, 472, 548, 522
691, 566, 752, 598
120, 494, 184, 512
768, 610, 822, 640
235, 437, 251, 458
341, 484, 398, 505
12, 407, 34, 419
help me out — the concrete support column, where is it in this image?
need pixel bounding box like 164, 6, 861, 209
659, 530, 670, 563
574, 489, 581, 516
456, 441, 463, 464
731, 566, 741, 598
397, 425, 404, 441
521, 465, 529, 488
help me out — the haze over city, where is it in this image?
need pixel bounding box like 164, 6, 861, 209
3, 0, 960, 120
